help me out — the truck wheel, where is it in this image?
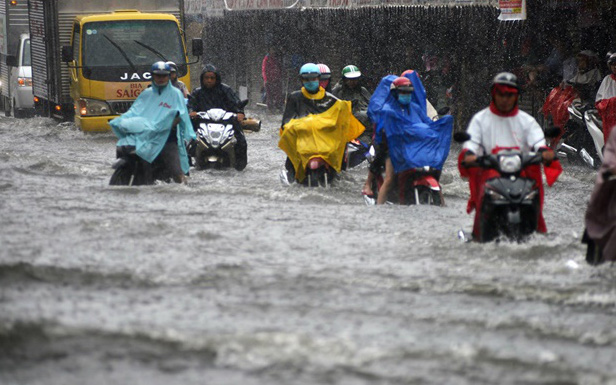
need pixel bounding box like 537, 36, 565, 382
11, 99, 22, 118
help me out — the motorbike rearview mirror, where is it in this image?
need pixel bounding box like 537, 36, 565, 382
437, 106, 451, 116
61, 46, 73, 63
453, 132, 471, 143
544, 126, 562, 139
192, 38, 204, 57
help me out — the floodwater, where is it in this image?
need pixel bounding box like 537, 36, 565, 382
0, 113, 615, 385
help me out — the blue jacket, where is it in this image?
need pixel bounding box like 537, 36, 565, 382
368, 73, 453, 173
109, 81, 196, 174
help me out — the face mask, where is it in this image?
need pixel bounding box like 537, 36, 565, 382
303, 81, 320, 93
398, 93, 412, 105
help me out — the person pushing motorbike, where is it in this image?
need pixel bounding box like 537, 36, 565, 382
459, 72, 560, 240
109, 61, 196, 184
188, 64, 248, 171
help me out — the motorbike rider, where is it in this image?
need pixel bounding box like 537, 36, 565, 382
281, 63, 339, 128
166, 61, 189, 98
279, 62, 362, 181
362, 73, 453, 204
188, 64, 248, 171
317, 63, 332, 92
595, 53, 616, 141
583, 127, 616, 265
332, 65, 373, 141
368, 76, 414, 204
460, 72, 560, 239
110, 61, 196, 184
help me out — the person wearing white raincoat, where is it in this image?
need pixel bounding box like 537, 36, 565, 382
109, 61, 196, 183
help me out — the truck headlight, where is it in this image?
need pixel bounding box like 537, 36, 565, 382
17, 77, 32, 87
78, 98, 111, 116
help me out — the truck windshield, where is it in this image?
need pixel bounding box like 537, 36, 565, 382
22, 39, 31, 66
82, 20, 185, 67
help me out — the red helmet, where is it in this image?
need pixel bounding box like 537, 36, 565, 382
401, 69, 415, 77
390, 76, 414, 92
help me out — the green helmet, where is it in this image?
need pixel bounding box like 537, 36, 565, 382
342, 65, 361, 79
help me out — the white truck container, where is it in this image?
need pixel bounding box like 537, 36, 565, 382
0, 0, 33, 118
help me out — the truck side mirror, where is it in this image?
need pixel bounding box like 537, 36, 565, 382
5, 55, 17, 67
191, 38, 203, 57
61, 46, 73, 63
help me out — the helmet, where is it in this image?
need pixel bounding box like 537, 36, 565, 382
608, 53, 616, 65
151, 61, 171, 75
166, 61, 178, 73
577, 49, 598, 59
342, 65, 361, 79
401, 69, 415, 77
491, 72, 519, 90
390, 76, 414, 92
299, 63, 321, 79
317, 63, 331, 79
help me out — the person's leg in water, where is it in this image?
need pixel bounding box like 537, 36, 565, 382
363, 140, 386, 196
376, 158, 395, 204
159, 141, 187, 184
234, 123, 248, 171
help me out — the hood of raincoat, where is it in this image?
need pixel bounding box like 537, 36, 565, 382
200, 64, 221, 88
109, 82, 196, 174
369, 73, 453, 173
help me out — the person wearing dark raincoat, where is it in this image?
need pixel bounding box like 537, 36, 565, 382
110, 61, 196, 184
188, 64, 248, 170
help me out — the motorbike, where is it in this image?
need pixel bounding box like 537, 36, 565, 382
551, 83, 603, 169
454, 132, 553, 242
109, 145, 174, 186
365, 161, 444, 206
343, 139, 370, 170
192, 109, 240, 170
280, 156, 337, 187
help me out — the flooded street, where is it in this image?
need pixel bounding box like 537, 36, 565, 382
1, 114, 615, 385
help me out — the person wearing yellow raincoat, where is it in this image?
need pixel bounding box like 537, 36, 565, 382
279, 63, 364, 183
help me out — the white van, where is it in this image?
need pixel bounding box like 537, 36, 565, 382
3, 33, 33, 117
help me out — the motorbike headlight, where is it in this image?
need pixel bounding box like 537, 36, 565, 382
524, 190, 538, 200
498, 154, 522, 173
485, 188, 506, 201
78, 98, 111, 116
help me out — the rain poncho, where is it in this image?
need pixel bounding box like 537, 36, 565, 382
595, 74, 616, 141
109, 82, 196, 174
368, 72, 453, 173
585, 128, 616, 261
279, 90, 364, 182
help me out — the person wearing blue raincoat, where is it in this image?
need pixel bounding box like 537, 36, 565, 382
109, 61, 196, 183
362, 70, 453, 204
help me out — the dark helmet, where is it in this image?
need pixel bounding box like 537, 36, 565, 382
491, 72, 519, 90
151, 61, 171, 75
608, 53, 616, 65
390, 76, 414, 92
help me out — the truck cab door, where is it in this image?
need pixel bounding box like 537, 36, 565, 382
68, 23, 81, 100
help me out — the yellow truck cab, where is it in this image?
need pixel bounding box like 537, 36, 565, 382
67, 11, 191, 131
28, 0, 202, 132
